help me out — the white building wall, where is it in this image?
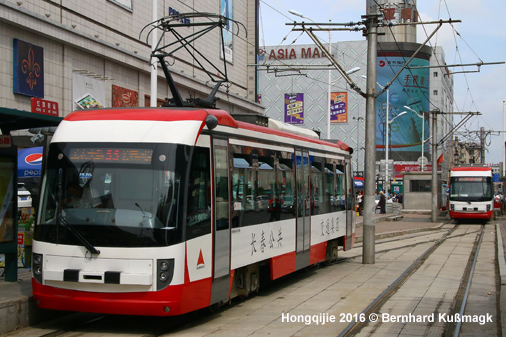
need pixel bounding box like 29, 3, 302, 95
0, 0, 262, 132
430, 46, 454, 180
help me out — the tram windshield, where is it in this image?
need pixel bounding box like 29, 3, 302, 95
35, 142, 191, 248
449, 176, 493, 202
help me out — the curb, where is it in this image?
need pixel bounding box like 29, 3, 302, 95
354, 223, 445, 244
495, 224, 506, 337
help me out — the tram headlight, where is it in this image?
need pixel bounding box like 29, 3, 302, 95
157, 259, 175, 290
487, 204, 491, 212
160, 261, 169, 271
32, 253, 43, 284
159, 272, 168, 282
33, 254, 42, 265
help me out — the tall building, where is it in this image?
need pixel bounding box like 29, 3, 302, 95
258, 0, 454, 189
371, 0, 418, 43
1, 0, 262, 146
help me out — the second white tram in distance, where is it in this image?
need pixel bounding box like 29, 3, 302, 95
449, 166, 494, 222
32, 108, 356, 316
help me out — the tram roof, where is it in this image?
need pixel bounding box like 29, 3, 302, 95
63, 107, 352, 154
451, 166, 492, 172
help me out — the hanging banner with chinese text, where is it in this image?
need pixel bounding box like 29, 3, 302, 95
220, 0, 233, 63
376, 49, 430, 161
330, 92, 348, 123
284, 93, 304, 124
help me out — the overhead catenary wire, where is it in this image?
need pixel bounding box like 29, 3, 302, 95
258, 0, 501, 159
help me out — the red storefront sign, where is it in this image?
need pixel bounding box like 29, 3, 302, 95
31, 97, 59, 116
394, 164, 433, 178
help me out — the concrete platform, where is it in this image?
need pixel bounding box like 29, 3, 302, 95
0, 212, 503, 336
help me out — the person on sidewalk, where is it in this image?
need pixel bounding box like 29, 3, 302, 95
379, 190, 386, 214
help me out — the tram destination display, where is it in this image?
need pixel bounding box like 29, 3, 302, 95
69, 148, 153, 164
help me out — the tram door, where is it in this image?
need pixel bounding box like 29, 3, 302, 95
210, 138, 231, 304
295, 150, 310, 254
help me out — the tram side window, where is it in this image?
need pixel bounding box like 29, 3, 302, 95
279, 157, 295, 218
345, 161, 353, 211
311, 160, 324, 215
231, 154, 255, 227
324, 163, 335, 213
231, 148, 295, 228
186, 147, 211, 240
336, 163, 346, 211
231, 153, 274, 226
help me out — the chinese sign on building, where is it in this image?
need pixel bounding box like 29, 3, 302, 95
284, 93, 304, 124
330, 92, 348, 123
31, 98, 59, 116
376, 50, 430, 161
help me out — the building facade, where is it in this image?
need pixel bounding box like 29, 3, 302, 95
258, 0, 454, 189
258, 41, 367, 173
258, 40, 453, 179
1, 0, 262, 146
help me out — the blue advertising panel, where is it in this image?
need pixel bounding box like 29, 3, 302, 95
13, 39, 44, 98
376, 50, 430, 161
221, 0, 233, 63
18, 147, 42, 178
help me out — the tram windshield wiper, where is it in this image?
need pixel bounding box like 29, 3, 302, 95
59, 215, 101, 255
53, 168, 99, 255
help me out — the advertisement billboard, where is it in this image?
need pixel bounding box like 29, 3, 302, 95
284, 93, 304, 124
13, 39, 44, 98
330, 92, 348, 123
376, 48, 430, 162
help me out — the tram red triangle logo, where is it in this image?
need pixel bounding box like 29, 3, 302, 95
197, 249, 205, 267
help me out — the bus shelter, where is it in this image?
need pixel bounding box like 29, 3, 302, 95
0, 107, 61, 281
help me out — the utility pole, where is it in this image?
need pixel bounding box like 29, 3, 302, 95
362, 13, 380, 265
431, 111, 438, 222
287, 4, 461, 265
480, 126, 486, 163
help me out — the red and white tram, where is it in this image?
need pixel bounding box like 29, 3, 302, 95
32, 108, 356, 316
448, 166, 494, 222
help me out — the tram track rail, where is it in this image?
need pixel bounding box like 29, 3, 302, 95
334, 222, 480, 266
6, 222, 490, 337
337, 223, 485, 337
444, 224, 486, 337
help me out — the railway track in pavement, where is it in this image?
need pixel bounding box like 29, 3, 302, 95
4, 221, 500, 337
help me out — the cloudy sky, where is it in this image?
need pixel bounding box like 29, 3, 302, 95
258, 0, 506, 165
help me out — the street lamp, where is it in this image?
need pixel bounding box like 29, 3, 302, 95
289, 10, 361, 139
385, 111, 407, 193
362, 75, 392, 190
404, 105, 426, 171
289, 10, 332, 137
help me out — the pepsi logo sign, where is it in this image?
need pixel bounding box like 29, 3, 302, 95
25, 153, 43, 166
